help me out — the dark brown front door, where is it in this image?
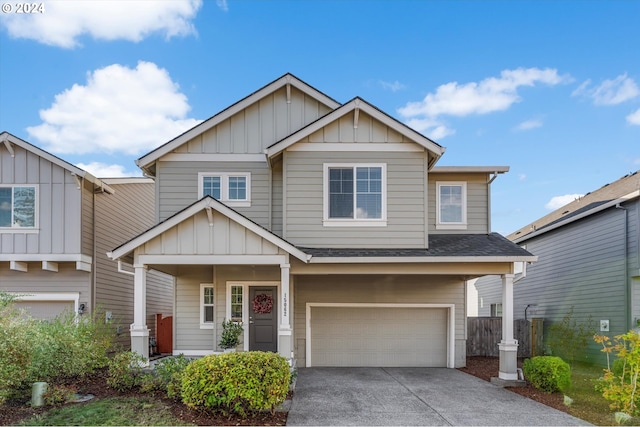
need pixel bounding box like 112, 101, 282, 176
249, 287, 278, 352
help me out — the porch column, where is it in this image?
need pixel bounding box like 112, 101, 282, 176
498, 273, 518, 380
130, 264, 149, 360
278, 263, 293, 360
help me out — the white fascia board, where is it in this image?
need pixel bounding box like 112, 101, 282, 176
513, 190, 640, 244
308, 255, 538, 264
286, 143, 424, 153
136, 74, 341, 172
137, 254, 287, 265
431, 166, 510, 174
266, 98, 445, 159
0, 254, 92, 263
0, 132, 114, 194
101, 177, 154, 185
161, 153, 267, 162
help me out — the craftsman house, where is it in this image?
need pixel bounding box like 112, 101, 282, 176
108, 74, 535, 380
474, 171, 640, 365
0, 132, 173, 348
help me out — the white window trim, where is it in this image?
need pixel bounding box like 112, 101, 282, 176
435, 181, 467, 230
322, 163, 387, 227
0, 184, 39, 231
226, 281, 280, 352
198, 172, 251, 207
200, 283, 215, 329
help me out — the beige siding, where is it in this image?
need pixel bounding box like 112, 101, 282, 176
293, 275, 466, 368
284, 151, 427, 248
428, 172, 490, 234
95, 181, 174, 348
305, 110, 416, 144
157, 161, 270, 224
0, 145, 82, 255
81, 183, 95, 258
271, 158, 283, 237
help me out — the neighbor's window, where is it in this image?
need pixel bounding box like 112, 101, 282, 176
0, 186, 37, 229
436, 182, 467, 229
491, 303, 503, 317
230, 285, 243, 322
198, 173, 251, 207
324, 164, 386, 226
200, 284, 215, 329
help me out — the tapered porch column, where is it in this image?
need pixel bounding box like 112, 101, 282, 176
130, 264, 149, 359
498, 273, 518, 380
278, 262, 292, 360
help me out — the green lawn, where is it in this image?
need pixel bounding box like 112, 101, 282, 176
18, 396, 191, 426
565, 362, 640, 426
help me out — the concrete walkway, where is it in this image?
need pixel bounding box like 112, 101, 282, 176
286, 367, 590, 426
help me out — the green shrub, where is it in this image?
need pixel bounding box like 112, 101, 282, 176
107, 351, 146, 392
42, 384, 77, 406
523, 356, 571, 393
139, 355, 191, 397
180, 351, 290, 416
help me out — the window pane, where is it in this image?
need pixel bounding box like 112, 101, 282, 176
204, 306, 214, 323
329, 168, 353, 218
440, 185, 463, 223
228, 177, 246, 200
0, 188, 11, 227
231, 286, 243, 321
204, 287, 214, 305
203, 177, 221, 199
355, 167, 382, 219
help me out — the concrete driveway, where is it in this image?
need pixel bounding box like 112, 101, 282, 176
286, 367, 590, 426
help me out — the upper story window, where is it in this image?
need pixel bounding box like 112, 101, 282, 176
436, 182, 467, 230
323, 164, 387, 227
198, 173, 251, 207
0, 185, 37, 229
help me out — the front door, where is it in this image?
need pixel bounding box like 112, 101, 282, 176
249, 286, 278, 352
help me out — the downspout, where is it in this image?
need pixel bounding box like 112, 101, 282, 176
92, 187, 97, 314
616, 203, 630, 330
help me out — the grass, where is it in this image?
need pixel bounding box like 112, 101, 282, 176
18, 396, 191, 426
564, 362, 640, 426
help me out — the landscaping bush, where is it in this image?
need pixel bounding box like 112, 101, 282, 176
523, 356, 571, 393
139, 355, 191, 398
107, 351, 146, 392
42, 384, 78, 406
180, 351, 290, 416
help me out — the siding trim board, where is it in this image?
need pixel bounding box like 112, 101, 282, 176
305, 302, 455, 368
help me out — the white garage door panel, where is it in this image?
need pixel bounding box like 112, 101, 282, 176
15, 301, 74, 320
311, 306, 447, 367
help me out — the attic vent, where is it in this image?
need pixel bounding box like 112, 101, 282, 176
562, 210, 569, 215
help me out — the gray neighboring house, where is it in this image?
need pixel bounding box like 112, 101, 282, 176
474, 171, 640, 365
0, 132, 173, 349
108, 73, 535, 380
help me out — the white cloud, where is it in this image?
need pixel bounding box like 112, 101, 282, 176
403, 118, 455, 140
27, 61, 201, 155
627, 108, 640, 125
0, 0, 202, 48
379, 80, 406, 92
216, 0, 229, 11
545, 194, 584, 210
77, 162, 141, 178
572, 73, 640, 106
514, 119, 543, 131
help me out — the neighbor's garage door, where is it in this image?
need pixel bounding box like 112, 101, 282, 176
15, 300, 75, 320
310, 306, 448, 367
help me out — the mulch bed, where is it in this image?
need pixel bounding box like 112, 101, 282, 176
1, 357, 567, 425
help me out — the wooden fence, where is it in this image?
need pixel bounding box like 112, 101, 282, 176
467, 317, 544, 358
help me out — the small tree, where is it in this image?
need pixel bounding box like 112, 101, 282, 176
547, 306, 595, 365
219, 319, 243, 350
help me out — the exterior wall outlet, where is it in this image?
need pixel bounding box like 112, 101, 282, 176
600, 319, 610, 332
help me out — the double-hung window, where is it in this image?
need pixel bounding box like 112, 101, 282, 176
198, 173, 251, 207
323, 164, 386, 226
0, 185, 37, 229
200, 284, 215, 329
436, 182, 467, 229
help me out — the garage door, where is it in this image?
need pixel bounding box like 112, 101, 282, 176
15, 300, 75, 320
310, 306, 448, 367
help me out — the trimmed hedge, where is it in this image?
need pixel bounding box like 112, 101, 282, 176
180, 351, 290, 416
523, 356, 571, 393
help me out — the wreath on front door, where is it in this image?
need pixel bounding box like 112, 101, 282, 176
252, 293, 274, 314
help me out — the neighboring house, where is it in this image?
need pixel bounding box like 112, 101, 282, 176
108, 73, 535, 380
474, 171, 640, 365
0, 132, 173, 349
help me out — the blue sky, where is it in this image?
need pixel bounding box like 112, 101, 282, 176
1, 0, 638, 235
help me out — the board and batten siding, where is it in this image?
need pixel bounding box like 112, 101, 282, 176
174, 86, 333, 155
428, 172, 490, 234
156, 161, 270, 225
284, 151, 427, 248
293, 275, 466, 368
0, 144, 83, 255
95, 181, 174, 348
475, 206, 629, 365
